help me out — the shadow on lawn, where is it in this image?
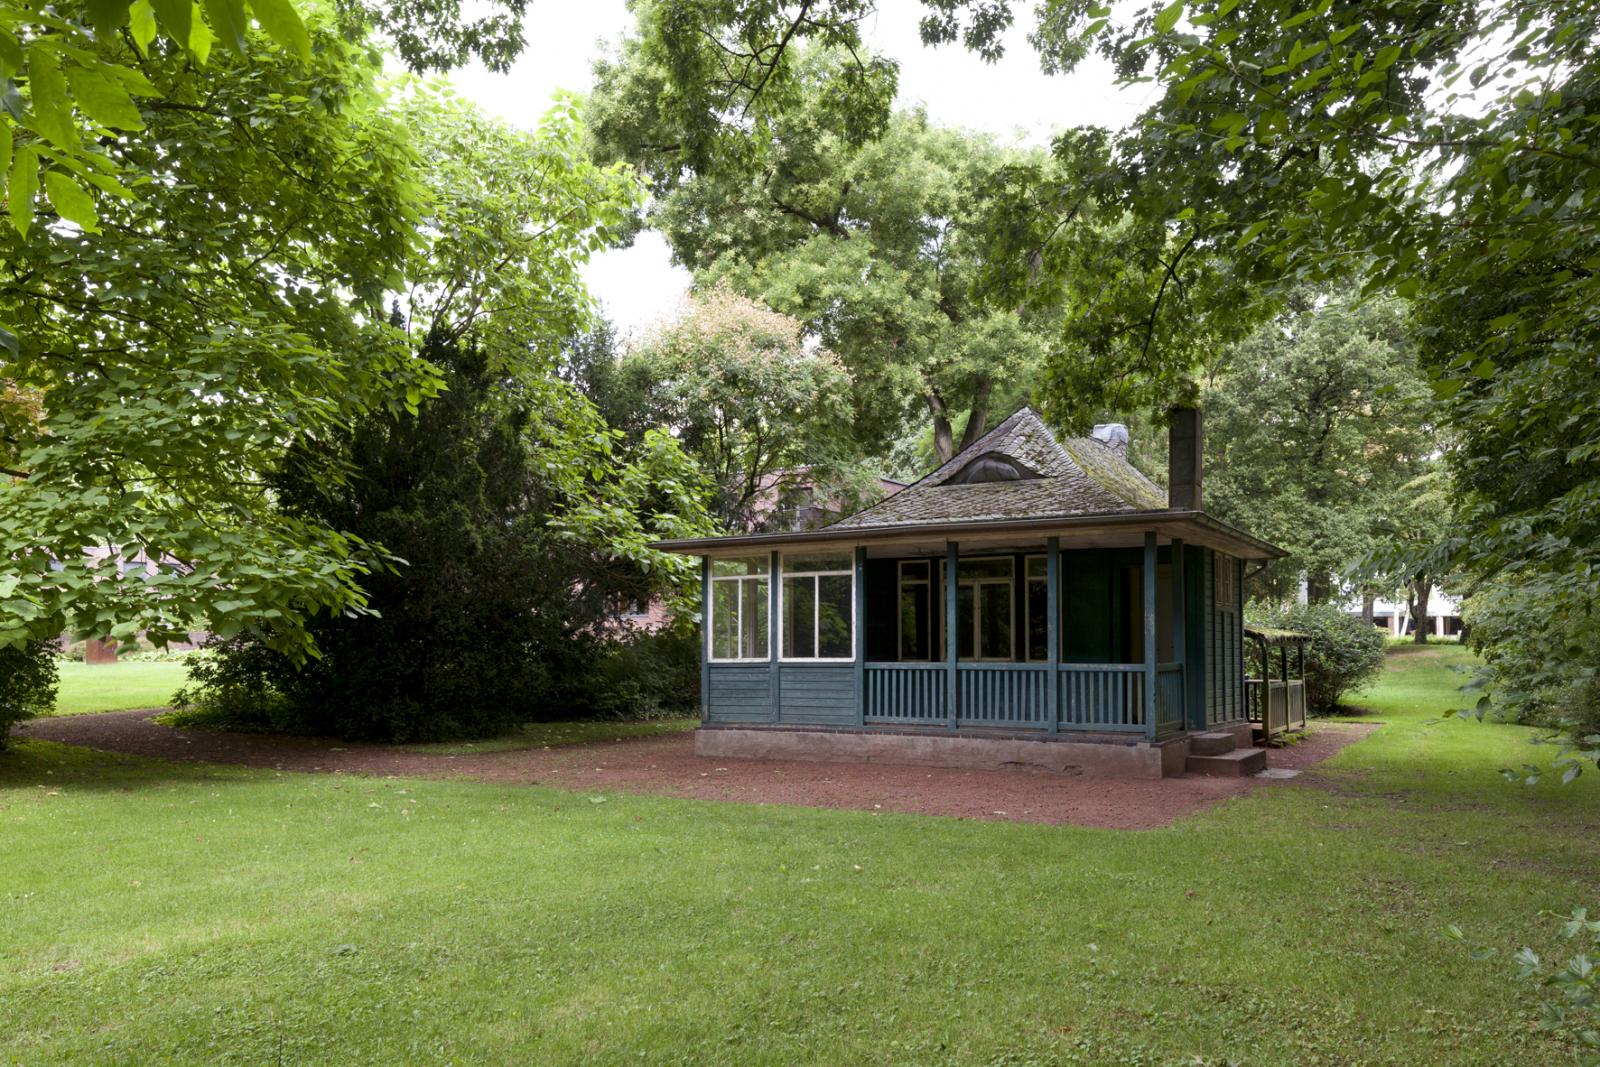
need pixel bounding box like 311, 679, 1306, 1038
0, 738, 256, 794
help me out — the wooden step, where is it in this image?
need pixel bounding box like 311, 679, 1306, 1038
1188, 730, 1239, 756
1186, 747, 1267, 777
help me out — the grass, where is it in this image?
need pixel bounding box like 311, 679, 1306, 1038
4, 645, 1596, 1064
53, 660, 191, 715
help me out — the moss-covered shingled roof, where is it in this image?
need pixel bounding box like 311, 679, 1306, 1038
830, 408, 1170, 531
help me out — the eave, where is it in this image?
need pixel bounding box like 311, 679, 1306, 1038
653, 509, 1287, 561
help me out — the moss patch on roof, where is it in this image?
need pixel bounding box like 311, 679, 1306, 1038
1245, 625, 1312, 643
830, 407, 1169, 531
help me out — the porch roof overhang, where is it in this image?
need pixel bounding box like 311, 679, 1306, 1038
1245, 625, 1312, 645
653, 509, 1286, 561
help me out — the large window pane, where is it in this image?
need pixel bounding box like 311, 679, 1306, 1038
1027, 579, 1048, 661
711, 580, 739, 659
958, 558, 1012, 581
784, 552, 850, 574
818, 574, 853, 657
713, 555, 768, 577
782, 576, 816, 658
900, 581, 930, 660
980, 583, 1012, 659
957, 584, 976, 659
741, 578, 769, 659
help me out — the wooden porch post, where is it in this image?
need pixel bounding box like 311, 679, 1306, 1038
946, 540, 958, 731
700, 556, 710, 724
1143, 531, 1158, 739
1046, 535, 1060, 734
768, 549, 781, 723
854, 545, 866, 726
1171, 537, 1189, 730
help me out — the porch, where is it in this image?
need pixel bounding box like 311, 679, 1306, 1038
701, 527, 1254, 746
1245, 626, 1311, 740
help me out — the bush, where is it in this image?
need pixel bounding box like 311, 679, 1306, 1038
576, 624, 702, 720
0, 640, 59, 747
1252, 602, 1386, 714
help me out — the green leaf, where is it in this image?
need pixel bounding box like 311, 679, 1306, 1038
1154, 0, 1184, 33
85, 0, 131, 36
0, 122, 12, 195
43, 170, 100, 232
8, 144, 38, 235
129, 0, 158, 54
65, 63, 145, 130
26, 49, 79, 150
1235, 219, 1269, 247
201, 0, 249, 54
149, 0, 194, 51
0, 29, 23, 80
248, 0, 310, 60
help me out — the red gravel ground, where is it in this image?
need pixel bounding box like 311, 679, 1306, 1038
18, 711, 1378, 829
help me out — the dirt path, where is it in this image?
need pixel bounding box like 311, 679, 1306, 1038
18, 711, 1378, 829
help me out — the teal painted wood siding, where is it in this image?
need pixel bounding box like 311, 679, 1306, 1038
705, 666, 775, 723
779, 665, 857, 725
1203, 549, 1246, 724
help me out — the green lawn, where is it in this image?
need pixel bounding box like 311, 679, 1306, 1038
53, 660, 192, 715
4, 645, 1596, 1064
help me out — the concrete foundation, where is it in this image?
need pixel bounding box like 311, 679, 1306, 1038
695, 724, 1194, 779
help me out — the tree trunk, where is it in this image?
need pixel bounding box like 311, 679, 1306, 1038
1407, 577, 1433, 644
1360, 592, 1376, 626
956, 378, 992, 452
927, 393, 955, 463
1305, 572, 1333, 605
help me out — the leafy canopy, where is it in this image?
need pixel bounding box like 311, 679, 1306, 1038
593, 43, 1066, 463
0, 16, 648, 656
621, 283, 853, 528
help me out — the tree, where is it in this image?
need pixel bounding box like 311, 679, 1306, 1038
593, 46, 1064, 461
908, 0, 1600, 768
0, 19, 643, 659
1365, 467, 1454, 645
622, 283, 854, 528
1, 16, 438, 658
0, 0, 546, 249
181, 330, 712, 742
588, 1, 898, 191
174, 96, 714, 742
1202, 293, 1435, 605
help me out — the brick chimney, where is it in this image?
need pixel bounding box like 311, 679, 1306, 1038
1168, 406, 1202, 511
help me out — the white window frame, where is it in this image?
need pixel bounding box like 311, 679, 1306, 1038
1023, 554, 1051, 663
896, 559, 942, 663
957, 555, 1015, 663
778, 551, 856, 663
706, 556, 770, 663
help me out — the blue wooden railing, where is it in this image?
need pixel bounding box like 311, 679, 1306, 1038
862, 663, 947, 725
958, 663, 1051, 727
1058, 663, 1147, 732
862, 662, 1183, 733
1155, 663, 1186, 734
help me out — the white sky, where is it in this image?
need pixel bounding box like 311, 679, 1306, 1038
450, 0, 1151, 337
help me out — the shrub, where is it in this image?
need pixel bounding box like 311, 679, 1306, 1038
576, 624, 702, 720
0, 640, 59, 747
1252, 602, 1386, 714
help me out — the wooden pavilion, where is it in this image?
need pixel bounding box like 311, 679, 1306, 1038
654, 407, 1289, 778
